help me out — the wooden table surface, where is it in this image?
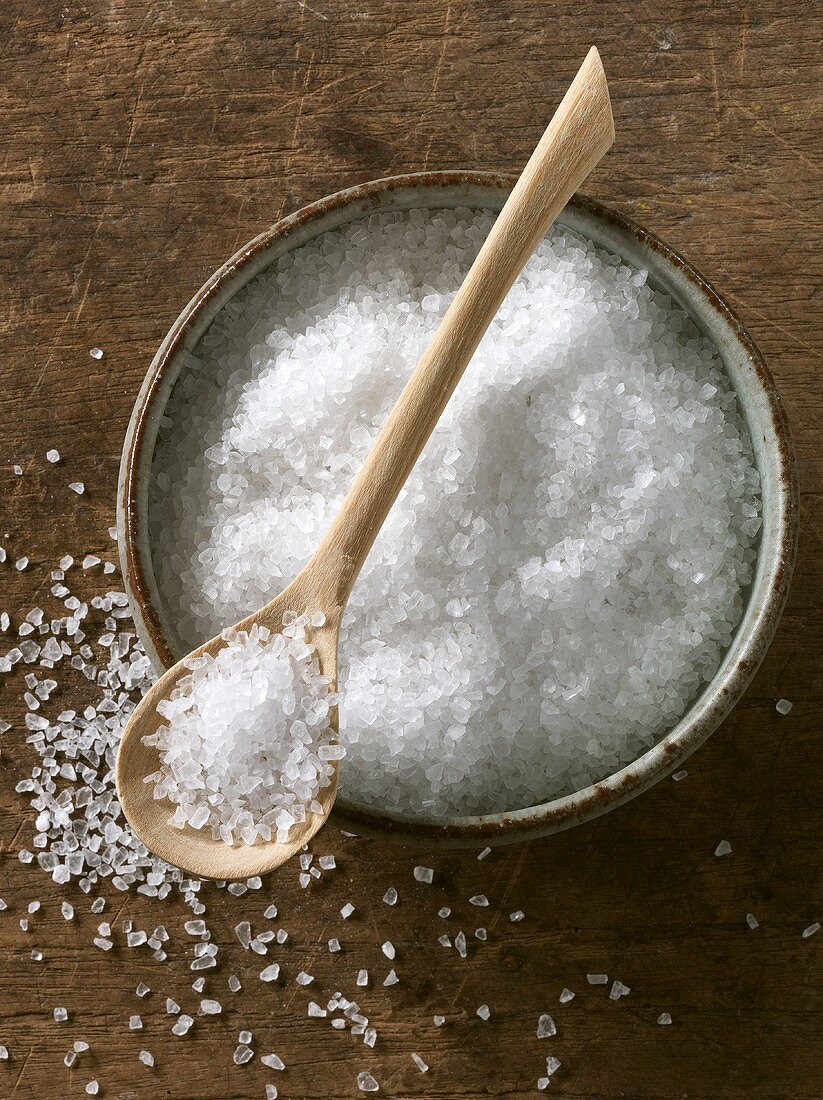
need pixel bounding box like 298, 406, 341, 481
0, 2, 820, 1098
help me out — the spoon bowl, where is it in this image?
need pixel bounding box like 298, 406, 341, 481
115, 582, 343, 879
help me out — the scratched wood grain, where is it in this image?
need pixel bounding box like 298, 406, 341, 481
0, 1, 820, 1097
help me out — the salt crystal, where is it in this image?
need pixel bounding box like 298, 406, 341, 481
69, 482, 85, 495
510, 910, 524, 922
433, 1015, 445, 1027
746, 913, 759, 930
609, 981, 630, 1000
658, 1012, 672, 1025
85, 1081, 99, 1095
715, 840, 732, 857
536, 1013, 556, 1038
383, 969, 399, 986
340, 902, 355, 919
90, 347, 104, 360
234, 1045, 253, 1065
200, 999, 222, 1014
587, 973, 608, 985
381, 941, 395, 960
672, 770, 688, 781
411, 1052, 428, 1072
775, 698, 792, 715
382, 887, 397, 906
476, 1004, 491, 1020
128, 1015, 142, 1029
477, 847, 492, 860
802, 922, 820, 939
46, 450, 60, 463
413, 866, 433, 884
356, 969, 368, 986
261, 1053, 285, 1070
559, 988, 575, 1003
469, 894, 488, 907
138, 1050, 154, 1067
54, 1007, 68, 1022
171, 1014, 193, 1036
260, 964, 280, 982
357, 1071, 379, 1091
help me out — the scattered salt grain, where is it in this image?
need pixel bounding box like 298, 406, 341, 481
411, 1052, 429, 1073
382, 887, 397, 906
609, 981, 631, 1000
46, 449, 60, 463
545, 1056, 562, 1077
775, 698, 792, 715
658, 1012, 672, 1025
433, 1015, 445, 1027
477, 847, 492, 860
672, 770, 688, 781
559, 988, 575, 1003
128, 1015, 142, 1030
90, 347, 104, 360
746, 913, 760, 930
53, 1007, 68, 1022
234, 1045, 254, 1065
469, 894, 488, 907
413, 866, 433, 884
261, 1053, 285, 1070
356, 969, 368, 986
85, 1081, 99, 1096
715, 840, 732, 857
357, 1071, 379, 1092
340, 902, 355, 919
138, 1050, 154, 1067
536, 1014, 556, 1038
0, 1045, 8, 1059
510, 910, 525, 922
381, 941, 395, 960
476, 1004, 491, 1020
383, 969, 399, 986
438, 907, 451, 918
328, 938, 341, 953
200, 999, 222, 1015
171, 1014, 193, 1036
69, 482, 85, 495
802, 922, 820, 939
260, 964, 280, 982
587, 974, 608, 985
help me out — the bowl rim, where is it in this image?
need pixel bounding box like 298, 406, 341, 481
117, 170, 799, 848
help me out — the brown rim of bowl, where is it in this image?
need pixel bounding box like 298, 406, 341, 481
118, 171, 799, 849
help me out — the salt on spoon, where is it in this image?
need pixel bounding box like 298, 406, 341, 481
115, 46, 615, 880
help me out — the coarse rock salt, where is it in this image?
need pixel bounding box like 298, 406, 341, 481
149, 210, 761, 817
143, 617, 341, 845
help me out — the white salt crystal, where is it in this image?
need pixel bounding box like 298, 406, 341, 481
587, 973, 608, 985
545, 1056, 561, 1077
775, 698, 792, 715
510, 910, 524, 922
233, 1045, 253, 1065
536, 1013, 556, 1038
200, 999, 222, 1014
263, 905, 278, 919
746, 913, 759, 930
559, 988, 575, 1003
356, 969, 368, 986
477, 847, 492, 860
357, 1072, 379, 1092
672, 770, 688, 781
328, 937, 341, 952
469, 894, 488, 907
609, 981, 630, 1000
90, 347, 104, 360
438, 907, 451, 918
69, 482, 85, 495
476, 1004, 491, 1020
802, 922, 820, 939
128, 1015, 142, 1029
382, 887, 397, 906
340, 902, 355, 919
411, 1052, 428, 1072
46, 450, 60, 463
54, 1007, 68, 1022
85, 1081, 99, 1095
433, 1015, 445, 1027
383, 969, 399, 986
260, 964, 280, 982
381, 941, 395, 960
413, 866, 433, 884
295, 971, 314, 985
715, 840, 732, 857
0, 1045, 8, 1059
261, 1053, 285, 1070
265, 1087, 278, 1099
138, 1050, 154, 1067
658, 1012, 672, 1025
171, 1014, 193, 1036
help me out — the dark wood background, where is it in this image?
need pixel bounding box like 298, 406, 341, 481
0, 2, 820, 1097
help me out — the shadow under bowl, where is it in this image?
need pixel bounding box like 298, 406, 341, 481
117, 172, 798, 851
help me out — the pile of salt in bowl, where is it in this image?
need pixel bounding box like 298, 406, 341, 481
149, 208, 762, 818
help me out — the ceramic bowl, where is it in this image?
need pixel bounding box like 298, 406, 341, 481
117, 172, 798, 849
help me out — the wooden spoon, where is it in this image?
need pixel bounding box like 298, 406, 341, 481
115, 47, 614, 880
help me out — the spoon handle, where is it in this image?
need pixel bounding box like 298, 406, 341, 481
302, 47, 614, 609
